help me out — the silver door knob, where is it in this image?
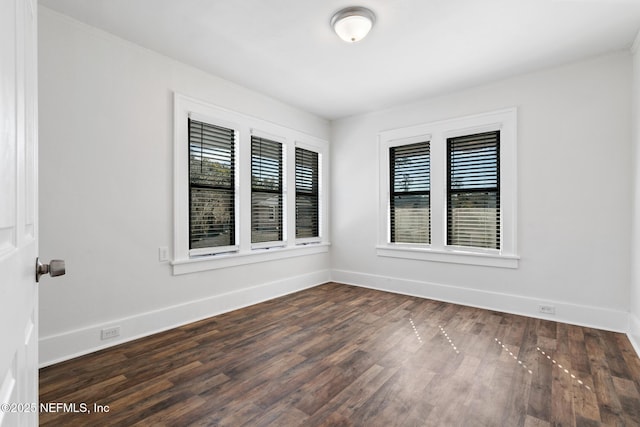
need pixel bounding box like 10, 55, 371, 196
36, 258, 65, 282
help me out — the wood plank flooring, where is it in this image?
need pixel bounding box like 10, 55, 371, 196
39, 283, 640, 426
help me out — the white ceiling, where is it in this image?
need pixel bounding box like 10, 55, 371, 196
39, 0, 640, 120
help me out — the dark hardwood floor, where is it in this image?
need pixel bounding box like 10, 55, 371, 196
39, 282, 640, 426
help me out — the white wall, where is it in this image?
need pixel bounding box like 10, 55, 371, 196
630, 35, 640, 353
37, 8, 331, 366
331, 53, 633, 331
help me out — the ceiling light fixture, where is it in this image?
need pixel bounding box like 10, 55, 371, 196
330, 6, 376, 43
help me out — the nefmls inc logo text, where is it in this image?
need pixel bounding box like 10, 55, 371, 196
40, 402, 109, 413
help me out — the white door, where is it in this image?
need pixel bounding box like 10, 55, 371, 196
0, 0, 40, 425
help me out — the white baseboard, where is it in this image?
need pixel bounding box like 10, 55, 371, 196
331, 269, 630, 334
39, 269, 330, 367
629, 313, 640, 357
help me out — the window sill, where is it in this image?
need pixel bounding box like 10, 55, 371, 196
376, 245, 519, 269
172, 242, 330, 275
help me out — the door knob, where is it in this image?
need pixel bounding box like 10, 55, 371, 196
36, 258, 66, 282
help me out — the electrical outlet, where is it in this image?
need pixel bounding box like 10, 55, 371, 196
538, 305, 556, 315
101, 326, 120, 340
159, 246, 169, 262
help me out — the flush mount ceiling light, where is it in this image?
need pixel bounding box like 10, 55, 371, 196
330, 6, 376, 43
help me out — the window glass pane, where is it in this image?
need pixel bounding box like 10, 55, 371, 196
252, 137, 283, 243
190, 188, 234, 249
295, 148, 319, 238
392, 194, 430, 243
189, 119, 235, 250
251, 192, 283, 243
448, 131, 500, 249
390, 141, 430, 244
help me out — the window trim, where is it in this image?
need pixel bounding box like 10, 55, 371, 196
377, 108, 518, 268
174, 93, 330, 275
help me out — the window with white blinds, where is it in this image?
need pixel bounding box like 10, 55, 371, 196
251, 136, 283, 244
189, 118, 235, 250
295, 147, 319, 239
390, 141, 430, 244
447, 131, 500, 250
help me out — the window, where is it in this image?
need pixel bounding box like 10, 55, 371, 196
174, 94, 330, 274
251, 136, 283, 245
390, 141, 430, 244
447, 131, 499, 250
295, 147, 319, 240
188, 119, 236, 254
378, 108, 517, 268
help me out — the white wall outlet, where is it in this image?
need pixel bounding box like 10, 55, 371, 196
101, 326, 120, 340
159, 246, 169, 262
538, 305, 556, 315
